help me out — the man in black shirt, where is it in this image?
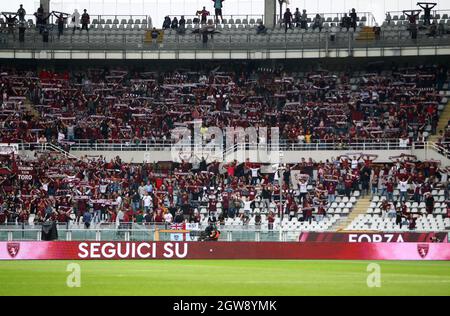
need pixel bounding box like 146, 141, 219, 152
396, 202, 404, 228
35, 5, 44, 33
3, 13, 18, 35
18, 20, 26, 43
341, 13, 351, 31
417, 2, 437, 26
349, 8, 358, 31
81, 9, 90, 33
53, 12, 68, 39
283, 8, 293, 33
17, 5, 26, 22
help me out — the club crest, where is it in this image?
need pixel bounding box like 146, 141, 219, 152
7, 243, 20, 258
417, 244, 429, 259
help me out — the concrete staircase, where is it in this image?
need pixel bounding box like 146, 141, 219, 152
333, 196, 371, 231
356, 26, 375, 41
429, 101, 450, 142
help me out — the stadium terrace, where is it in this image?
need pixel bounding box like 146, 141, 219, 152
0, 0, 449, 298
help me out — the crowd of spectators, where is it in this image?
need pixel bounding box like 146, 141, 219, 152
0, 147, 448, 229
282, 8, 359, 33
0, 4, 92, 43
0, 64, 447, 147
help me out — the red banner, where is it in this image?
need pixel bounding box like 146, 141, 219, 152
1, 241, 450, 261
298, 232, 448, 243
16, 166, 35, 181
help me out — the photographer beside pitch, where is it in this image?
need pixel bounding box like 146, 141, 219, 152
200, 222, 220, 241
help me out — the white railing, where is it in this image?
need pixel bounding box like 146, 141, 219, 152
17, 139, 425, 152
427, 141, 450, 158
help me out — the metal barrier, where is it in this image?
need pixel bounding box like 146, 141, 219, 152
386, 9, 450, 21
1, 224, 448, 242
0, 223, 296, 242
275, 11, 377, 27
17, 139, 426, 152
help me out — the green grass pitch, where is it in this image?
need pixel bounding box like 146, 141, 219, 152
0, 260, 449, 296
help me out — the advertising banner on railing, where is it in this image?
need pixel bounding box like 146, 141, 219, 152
1, 241, 449, 260
298, 232, 448, 243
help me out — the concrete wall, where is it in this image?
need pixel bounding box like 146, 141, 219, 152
40, 0, 50, 14
2, 46, 450, 60
264, 0, 276, 28
19, 145, 450, 166
29, 148, 446, 166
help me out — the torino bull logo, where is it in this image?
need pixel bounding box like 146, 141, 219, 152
417, 244, 429, 259
7, 242, 20, 258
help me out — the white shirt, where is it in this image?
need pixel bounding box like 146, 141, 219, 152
116, 210, 124, 223
243, 200, 252, 211
164, 213, 173, 223
399, 138, 409, 148
142, 195, 153, 207
99, 184, 108, 194
398, 180, 409, 192
71, 11, 80, 26
250, 168, 259, 178
274, 170, 279, 181
351, 159, 358, 169
299, 182, 308, 193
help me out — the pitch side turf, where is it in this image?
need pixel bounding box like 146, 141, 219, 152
0, 260, 449, 296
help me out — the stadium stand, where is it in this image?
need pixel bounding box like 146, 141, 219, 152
0, 65, 448, 145
0, 6, 449, 242
0, 146, 361, 229
0, 9, 449, 50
